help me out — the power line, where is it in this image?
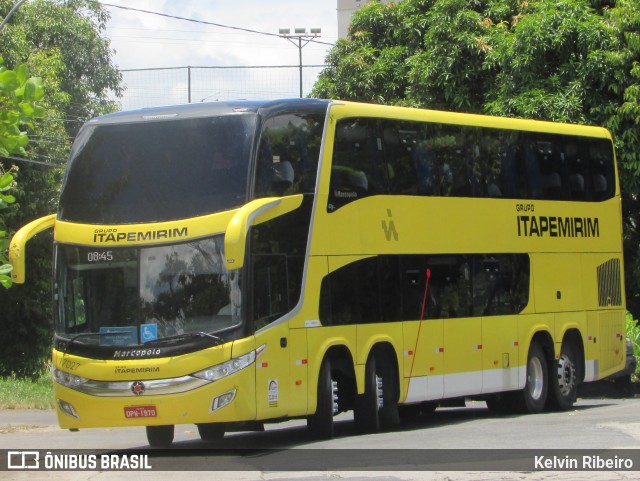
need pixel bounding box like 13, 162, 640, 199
93, 1, 335, 46
0, 155, 66, 169
120, 64, 327, 72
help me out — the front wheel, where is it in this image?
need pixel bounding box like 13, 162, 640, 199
197, 423, 225, 441
307, 358, 338, 439
547, 343, 579, 411
146, 425, 174, 447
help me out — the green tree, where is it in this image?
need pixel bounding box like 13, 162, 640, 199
0, 167, 17, 289
0, 0, 121, 377
0, 57, 44, 289
312, 0, 640, 318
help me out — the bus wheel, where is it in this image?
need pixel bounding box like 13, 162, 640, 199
547, 343, 578, 411
146, 425, 174, 447
520, 343, 548, 413
354, 355, 382, 434
307, 358, 338, 439
197, 423, 225, 441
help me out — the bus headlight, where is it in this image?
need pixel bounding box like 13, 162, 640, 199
192, 345, 264, 382
52, 367, 88, 390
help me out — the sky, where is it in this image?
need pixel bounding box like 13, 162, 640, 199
100, 0, 341, 108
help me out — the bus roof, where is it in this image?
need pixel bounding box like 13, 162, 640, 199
88, 98, 611, 140
86, 98, 331, 125
330, 100, 613, 140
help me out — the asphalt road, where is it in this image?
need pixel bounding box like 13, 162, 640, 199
1, 389, 640, 480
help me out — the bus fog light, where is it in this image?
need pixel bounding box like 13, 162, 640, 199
58, 399, 80, 419
211, 389, 236, 413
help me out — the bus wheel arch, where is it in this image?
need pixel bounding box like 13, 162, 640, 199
547, 329, 583, 411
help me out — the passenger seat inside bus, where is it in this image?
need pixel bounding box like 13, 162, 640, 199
269, 161, 295, 195
592, 174, 608, 199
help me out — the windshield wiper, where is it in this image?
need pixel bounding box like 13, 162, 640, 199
142, 331, 223, 347
61, 331, 130, 354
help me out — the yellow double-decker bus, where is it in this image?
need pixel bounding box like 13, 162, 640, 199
10, 99, 626, 446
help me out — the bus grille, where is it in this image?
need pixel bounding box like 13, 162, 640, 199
597, 259, 622, 307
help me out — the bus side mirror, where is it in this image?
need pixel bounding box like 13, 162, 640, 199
9, 214, 56, 284
224, 194, 303, 271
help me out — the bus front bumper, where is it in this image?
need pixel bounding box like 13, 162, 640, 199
53, 372, 256, 429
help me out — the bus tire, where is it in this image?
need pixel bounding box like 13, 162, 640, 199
146, 425, 174, 447
354, 355, 382, 434
307, 358, 337, 439
547, 342, 579, 411
519, 342, 549, 413
197, 423, 225, 441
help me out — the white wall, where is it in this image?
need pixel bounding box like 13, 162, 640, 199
337, 0, 396, 38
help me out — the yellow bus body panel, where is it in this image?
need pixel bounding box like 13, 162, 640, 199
42, 100, 626, 432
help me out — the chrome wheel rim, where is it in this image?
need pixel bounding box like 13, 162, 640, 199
528, 356, 544, 401
556, 353, 576, 397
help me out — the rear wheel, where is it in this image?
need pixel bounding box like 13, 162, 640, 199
146, 425, 174, 447
547, 343, 579, 411
307, 358, 338, 439
354, 355, 383, 433
521, 343, 548, 413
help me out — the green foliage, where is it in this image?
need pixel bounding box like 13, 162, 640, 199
0, 168, 16, 289
0, 56, 44, 158
313, 0, 640, 320
0, 58, 44, 290
626, 312, 640, 377
0, 0, 121, 377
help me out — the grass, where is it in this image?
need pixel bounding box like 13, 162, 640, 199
0, 369, 55, 410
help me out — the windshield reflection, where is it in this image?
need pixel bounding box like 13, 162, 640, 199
54, 236, 241, 346
140, 237, 241, 338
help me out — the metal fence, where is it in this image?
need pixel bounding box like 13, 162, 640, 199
117, 65, 327, 111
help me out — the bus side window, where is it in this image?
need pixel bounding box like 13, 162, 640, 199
255, 130, 297, 197
524, 140, 544, 199
381, 121, 419, 195
414, 140, 435, 195
589, 140, 615, 201
328, 119, 386, 211
449, 130, 474, 197
424, 256, 471, 319
254, 111, 325, 199
472, 255, 530, 316
319, 257, 381, 325
473, 256, 508, 316
525, 138, 570, 201
565, 142, 589, 201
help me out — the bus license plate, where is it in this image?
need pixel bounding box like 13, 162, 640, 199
124, 405, 157, 419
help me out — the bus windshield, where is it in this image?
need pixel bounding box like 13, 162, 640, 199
58, 114, 256, 224
54, 235, 242, 347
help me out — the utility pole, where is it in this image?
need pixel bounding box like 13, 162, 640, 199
278, 27, 321, 98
